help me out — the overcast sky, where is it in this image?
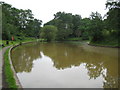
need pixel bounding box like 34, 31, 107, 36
1, 0, 108, 24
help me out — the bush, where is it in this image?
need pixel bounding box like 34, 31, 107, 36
40, 25, 58, 41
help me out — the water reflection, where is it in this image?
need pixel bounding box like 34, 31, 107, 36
11, 42, 118, 88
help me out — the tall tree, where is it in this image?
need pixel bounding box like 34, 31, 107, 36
40, 25, 58, 41
77, 18, 91, 40
72, 14, 82, 37
89, 12, 104, 42
1, 2, 42, 40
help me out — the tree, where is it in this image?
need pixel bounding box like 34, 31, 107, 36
72, 14, 82, 37
105, 0, 120, 41
25, 19, 42, 38
1, 2, 42, 40
77, 18, 91, 40
54, 12, 73, 40
106, 0, 120, 31
40, 25, 58, 41
44, 12, 75, 40
89, 12, 104, 42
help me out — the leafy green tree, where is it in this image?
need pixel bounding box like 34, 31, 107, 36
44, 12, 74, 40
89, 12, 104, 42
106, 1, 120, 30
1, 2, 42, 40
72, 14, 82, 37
77, 18, 91, 40
105, 0, 120, 41
40, 25, 58, 41
54, 12, 73, 40
25, 19, 42, 38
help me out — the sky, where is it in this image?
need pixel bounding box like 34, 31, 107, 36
1, 0, 108, 24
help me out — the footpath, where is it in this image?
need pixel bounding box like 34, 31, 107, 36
0, 46, 11, 89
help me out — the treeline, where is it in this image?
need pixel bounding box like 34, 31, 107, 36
44, 0, 120, 46
1, 2, 42, 40
1, 1, 120, 46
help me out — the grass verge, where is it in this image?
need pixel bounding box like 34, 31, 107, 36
1, 38, 46, 48
65, 37, 82, 41
4, 48, 18, 88
89, 40, 120, 47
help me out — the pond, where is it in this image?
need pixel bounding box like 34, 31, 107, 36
11, 42, 118, 88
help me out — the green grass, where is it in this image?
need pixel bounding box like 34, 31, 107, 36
2, 37, 40, 88
0, 40, 2, 44
0, 37, 39, 48
2, 37, 46, 88
64, 37, 119, 47
90, 40, 119, 47
4, 48, 18, 88
0, 40, 2, 50
65, 37, 82, 41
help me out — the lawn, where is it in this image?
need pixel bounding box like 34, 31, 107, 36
0, 37, 39, 48
4, 48, 18, 88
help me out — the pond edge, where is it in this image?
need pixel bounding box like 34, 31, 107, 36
9, 41, 37, 88
9, 45, 22, 88
9, 41, 119, 88
88, 43, 120, 48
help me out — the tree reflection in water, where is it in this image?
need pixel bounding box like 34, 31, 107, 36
11, 42, 118, 88
11, 42, 41, 72
85, 63, 118, 88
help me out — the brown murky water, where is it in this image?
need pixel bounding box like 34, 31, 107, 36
11, 42, 118, 88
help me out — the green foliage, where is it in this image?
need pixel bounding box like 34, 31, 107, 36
1, 1, 119, 46
44, 12, 74, 40
89, 12, 104, 42
77, 18, 91, 39
1, 2, 42, 40
40, 25, 58, 41
72, 15, 81, 35
44, 7, 119, 46
81, 31, 89, 40
0, 37, 37, 48
4, 48, 18, 88
105, 1, 120, 31
65, 37, 82, 41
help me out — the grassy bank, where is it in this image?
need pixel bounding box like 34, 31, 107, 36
2, 37, 40, 88
0, 40, 2, 50
4, 48, 18, 88
89, 40, 119, 47
0, 37, 39, 48
65, 37, 82, 41
64, 37, 119, 48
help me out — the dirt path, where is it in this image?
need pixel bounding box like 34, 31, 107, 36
0, 46, 11, 89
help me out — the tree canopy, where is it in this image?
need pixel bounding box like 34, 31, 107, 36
44, 0, 119, 46
40, 25, 58, 41
1, 2, 42, 40
1, 0, 119, 46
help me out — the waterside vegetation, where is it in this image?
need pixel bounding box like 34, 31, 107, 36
4, 48, 18, 88
0, 0, 119, 47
